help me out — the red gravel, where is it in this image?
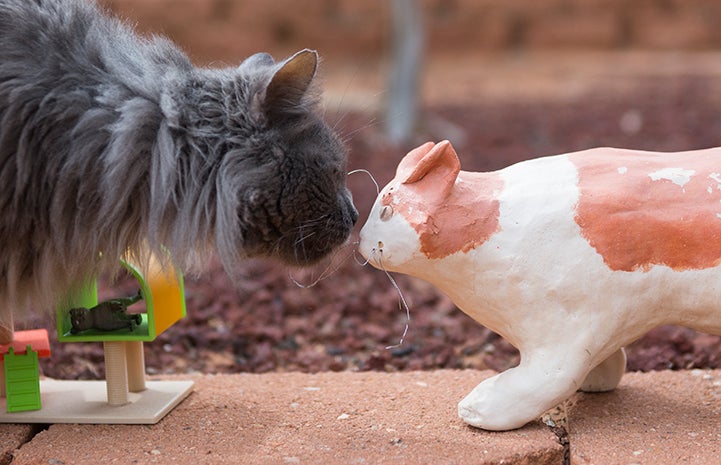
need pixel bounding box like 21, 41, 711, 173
27, 74, 721, 380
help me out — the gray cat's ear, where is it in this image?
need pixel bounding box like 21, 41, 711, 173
262, 49, 318, 116
238, 52, 275, 73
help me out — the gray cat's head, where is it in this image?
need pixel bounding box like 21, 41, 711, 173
158, 49, 357, 268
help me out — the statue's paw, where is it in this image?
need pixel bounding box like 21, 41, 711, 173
458, 396, 489, 429
458, 388, 521, 431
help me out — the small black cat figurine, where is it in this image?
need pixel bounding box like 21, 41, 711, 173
70, 290, 144, 334
0, 0, 357, 342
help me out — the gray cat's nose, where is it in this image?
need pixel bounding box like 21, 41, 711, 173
341, 190, 358, 225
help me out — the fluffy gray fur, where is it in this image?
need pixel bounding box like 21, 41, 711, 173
0, 0, 357, 332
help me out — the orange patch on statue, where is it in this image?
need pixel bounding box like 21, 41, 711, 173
384, 141, 503, 259
571, 148, 721, 271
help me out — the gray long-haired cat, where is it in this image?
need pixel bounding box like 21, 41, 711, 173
0, 0, 358, 343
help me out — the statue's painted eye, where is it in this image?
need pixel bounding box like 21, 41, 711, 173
380, 205, 393, 221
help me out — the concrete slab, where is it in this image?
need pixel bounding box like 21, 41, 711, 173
569, 369, 721, 465
11, 370, 563, 465
10, 369, 719, 464
0, 424, 35, 465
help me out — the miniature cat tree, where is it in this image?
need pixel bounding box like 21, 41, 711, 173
0, 252, 193, 424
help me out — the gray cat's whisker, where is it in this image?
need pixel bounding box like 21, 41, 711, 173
291, 214, 331, 231
339, 116, 379, 146
294, 230, 316, 246
288, 240, 358, 288
329, 69, 360, 132
274, 214, 331, 261
293, 239, 309, 264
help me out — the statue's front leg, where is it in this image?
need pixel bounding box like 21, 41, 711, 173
458, 348, 589, 431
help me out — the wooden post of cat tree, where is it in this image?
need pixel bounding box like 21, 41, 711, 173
104, 341, 128, 406
126, 341, 146, 393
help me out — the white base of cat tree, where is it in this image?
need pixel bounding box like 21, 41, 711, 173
0, 379, 194, 424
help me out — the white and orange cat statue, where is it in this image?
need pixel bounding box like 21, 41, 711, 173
359, 140, 721, 430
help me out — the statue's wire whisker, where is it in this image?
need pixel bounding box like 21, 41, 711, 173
372, 249, 411, 350
348, 168, 380, 195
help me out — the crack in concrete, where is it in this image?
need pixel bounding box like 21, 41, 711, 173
542, 400, 572, 465
4, 424, 50, 465
548, 425, 571, 465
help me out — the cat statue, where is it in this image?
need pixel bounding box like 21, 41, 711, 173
0, 0, 357, 343
359, 140, 721, 431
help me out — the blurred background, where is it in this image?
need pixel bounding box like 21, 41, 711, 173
38, 0, 721, 379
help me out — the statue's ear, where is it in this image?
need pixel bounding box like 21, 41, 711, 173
262, 49, 318, 117
399, 140, 461, 198
397, 142, 435, 179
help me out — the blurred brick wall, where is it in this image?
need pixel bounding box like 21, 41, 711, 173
102, 0, 389, 64
424, 0, 721, 51
103, 0, 721, 64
